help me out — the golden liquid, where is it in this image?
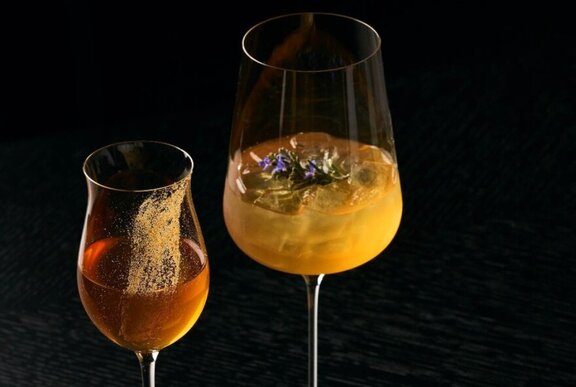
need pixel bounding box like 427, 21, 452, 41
223, 133, 402, 275
77, 237, 209, 352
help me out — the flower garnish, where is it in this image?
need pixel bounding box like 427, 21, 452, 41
258, 147, 349, 189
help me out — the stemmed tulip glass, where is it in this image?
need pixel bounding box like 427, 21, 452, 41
77, 141, 210, 387
223, 12, 402, 386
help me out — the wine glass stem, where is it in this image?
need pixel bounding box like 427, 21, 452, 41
303, 274, 324, 387
135, 350, 159, 387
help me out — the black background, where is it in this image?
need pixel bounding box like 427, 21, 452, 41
3, 1, 571, 139
1, 1, 575, 386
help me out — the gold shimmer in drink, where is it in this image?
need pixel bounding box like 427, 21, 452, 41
223, 133, 402, 275
78, 237, 209, 352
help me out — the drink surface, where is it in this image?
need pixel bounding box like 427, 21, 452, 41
223, 132, 402, 275
78, 237, 209, 351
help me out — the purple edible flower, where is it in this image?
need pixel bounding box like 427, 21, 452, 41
258, 156, 272, 170
304, 160, 316, 179
272, 154, 289, 174
257, 147, 349, 188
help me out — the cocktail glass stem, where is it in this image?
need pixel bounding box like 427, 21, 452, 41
303, 274, 325, 387
135, 350, 159, 387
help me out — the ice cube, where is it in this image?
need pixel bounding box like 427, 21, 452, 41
352, 144, 393, 163
350, 164, 378, 187
289, 132, 340, 160
349, 145, 395, 188
289, 132, 332, 150
349, 160, 395, 206
308, 180, 355, 214
237, 170, 288, 203
254, 185, 316, 215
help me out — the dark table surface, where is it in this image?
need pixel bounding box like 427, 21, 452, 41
1, 2, 575, 386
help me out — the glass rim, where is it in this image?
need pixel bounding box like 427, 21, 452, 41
242, 12, 382, 73
82, 140, 194, 193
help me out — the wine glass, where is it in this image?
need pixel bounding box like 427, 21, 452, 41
223, 13, 402, 385
77, 140, 210, 386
